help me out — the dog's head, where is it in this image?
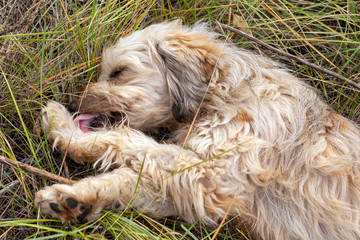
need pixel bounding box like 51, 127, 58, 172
71, 20, 225, 132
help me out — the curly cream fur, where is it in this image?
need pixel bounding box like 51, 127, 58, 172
35, 21, 360, 240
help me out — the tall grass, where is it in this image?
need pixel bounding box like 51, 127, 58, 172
0, 0, 359, 239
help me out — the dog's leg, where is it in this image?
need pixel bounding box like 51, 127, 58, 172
35, 131, 221, 224
35, 167, 177, 223
35, 138, 221, 224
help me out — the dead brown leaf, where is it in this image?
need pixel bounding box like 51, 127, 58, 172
233, 14, 252, 36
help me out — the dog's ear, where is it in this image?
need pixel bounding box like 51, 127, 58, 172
156, 31, 222, 123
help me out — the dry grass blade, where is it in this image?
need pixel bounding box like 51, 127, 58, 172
211, 196, 236, 240
260, 1, 339, 69
220, 23, 360, 90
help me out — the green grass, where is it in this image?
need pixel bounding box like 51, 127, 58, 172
0, 0, 359, 239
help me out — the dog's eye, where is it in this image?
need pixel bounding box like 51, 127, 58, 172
109, 67, 126, 79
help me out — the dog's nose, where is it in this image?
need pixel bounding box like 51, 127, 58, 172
68, 101, 78, 113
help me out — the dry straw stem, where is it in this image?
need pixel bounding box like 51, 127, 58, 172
220, 23, 360, 90
0, 156, 75, 185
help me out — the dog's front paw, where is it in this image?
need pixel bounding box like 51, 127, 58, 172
42, 101, 75, 134
35, 184, 99, 223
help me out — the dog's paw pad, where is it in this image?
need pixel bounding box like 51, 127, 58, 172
77, 204, 92, 222
45, 198, 92, 223
50, 202, 63, 213
66, 198, 78, 209
113, 201, 122, 209
36, 187, 95, 224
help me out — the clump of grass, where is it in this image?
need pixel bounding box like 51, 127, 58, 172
0, 0, 359, 239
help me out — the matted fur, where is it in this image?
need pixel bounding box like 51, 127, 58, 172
35, 21, 360, 240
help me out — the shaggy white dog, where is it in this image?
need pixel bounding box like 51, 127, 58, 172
36, 21, 360, 240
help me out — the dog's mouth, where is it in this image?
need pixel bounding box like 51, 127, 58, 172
74, 112, 124, 133
74, 114, 97, 133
